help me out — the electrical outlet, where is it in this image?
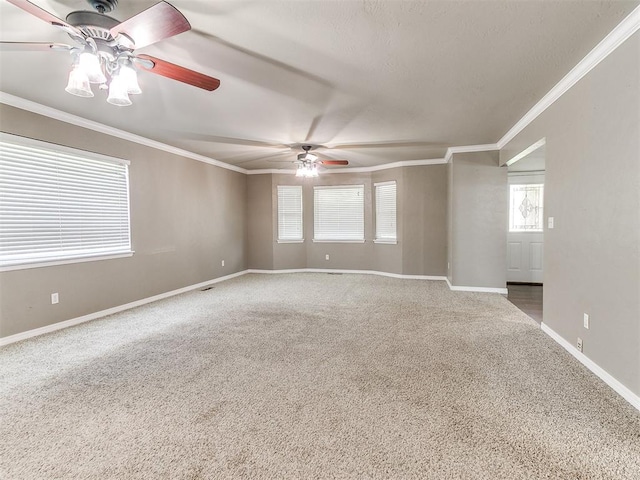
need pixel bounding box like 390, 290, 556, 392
583, 313, 589, 329
548, 217, 554, 229
577, 337, 583, 352
221, 260, 225, 267
51, 293, 59, 304
325, 254, 330, 261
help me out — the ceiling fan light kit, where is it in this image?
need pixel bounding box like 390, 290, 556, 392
63, 44, 140, 106
290, 145, 348, 177
3, 0, 221, 106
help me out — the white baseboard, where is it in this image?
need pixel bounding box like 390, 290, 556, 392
444, 276, 508, 294
249, 268, 507, 293
247, 268, 447, 281
1, 268, 504, 346
541, 322, 640, 412
0, 270, 250, 347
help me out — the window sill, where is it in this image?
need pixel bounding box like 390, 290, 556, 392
312, 239, 366, 243
0, 251, 134, 272
374, 239, 398, 245
277, 239, 305, 243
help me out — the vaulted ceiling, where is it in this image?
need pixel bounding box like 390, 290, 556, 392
1, 0, 638, 170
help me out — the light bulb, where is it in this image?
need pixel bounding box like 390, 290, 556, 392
79, 52, 106, 84
119, 64, 141, 94
65, 64, 93, 97
107, 75, 132, 106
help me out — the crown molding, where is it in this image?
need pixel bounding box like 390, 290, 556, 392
245, 158, 447, 175
328, 158, 447, 173
497, 5, 640, 149
246, 169, 290, 175
444, 144, 499, 163
0, 92, 247, 174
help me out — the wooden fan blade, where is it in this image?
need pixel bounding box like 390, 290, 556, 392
319, 160, 349, 166
0, 41, 71, 52
5, 0, 81, 33
110, 1, 191, 50
135, 54, 221, 91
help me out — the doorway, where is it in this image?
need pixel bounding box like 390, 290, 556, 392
505, 141, 545, 323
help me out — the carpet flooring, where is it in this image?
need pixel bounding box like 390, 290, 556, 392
1, 273, 639, 479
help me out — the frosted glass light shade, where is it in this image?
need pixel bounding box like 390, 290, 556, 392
119, 65, 141, 94
296, 163, 319, 177
107, 75, 132, 106
65, 65, 94, 97
79, 52, 106, 84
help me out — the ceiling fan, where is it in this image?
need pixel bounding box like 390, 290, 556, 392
0, 0, 221, 106
293, 145, 348, 177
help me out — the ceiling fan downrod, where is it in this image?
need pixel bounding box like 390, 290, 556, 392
87, 0, 118, 14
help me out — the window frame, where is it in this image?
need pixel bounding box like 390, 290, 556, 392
374, 180, 397, 244
0, 132, 133, 272
313, 184, 365, 243
276, 185, 304, 243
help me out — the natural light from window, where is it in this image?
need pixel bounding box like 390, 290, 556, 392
509, 184, 544, 232
0, 132, 132, 271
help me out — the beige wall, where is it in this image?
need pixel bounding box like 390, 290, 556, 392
447, 163, 453, 282
449, 151, 508, 289
402, 165, 448, 276
246, 166, 448, 276
247, 175, 274, 270
500, 32, 640, 396
0, 104, 247, 338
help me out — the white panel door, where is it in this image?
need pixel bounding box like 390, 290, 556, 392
507, 173, 544, 283
507, 232, 544, 282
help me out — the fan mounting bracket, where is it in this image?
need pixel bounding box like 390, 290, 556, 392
86, 0, 118, 14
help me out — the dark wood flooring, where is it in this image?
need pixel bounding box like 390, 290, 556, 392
506, 284, 543, 324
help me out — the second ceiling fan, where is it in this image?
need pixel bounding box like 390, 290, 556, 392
293, 145, 348, 177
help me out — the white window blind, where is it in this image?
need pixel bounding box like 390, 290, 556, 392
509, 184, 544, 232
375, 181, 397, 243
0, 133, 132, 270
277, 185, 303, 241
314, 185, 364, 242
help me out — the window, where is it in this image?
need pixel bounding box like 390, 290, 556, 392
314, 185, 364, 242
277, 185, 303, 242
0, 132, 132, 271
374, 181, 397, 243
509, 184, 544, 232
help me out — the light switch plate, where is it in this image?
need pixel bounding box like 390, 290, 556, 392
548, 217, 554, 229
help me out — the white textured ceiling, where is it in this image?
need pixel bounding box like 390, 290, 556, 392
0, 0, 638, 170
